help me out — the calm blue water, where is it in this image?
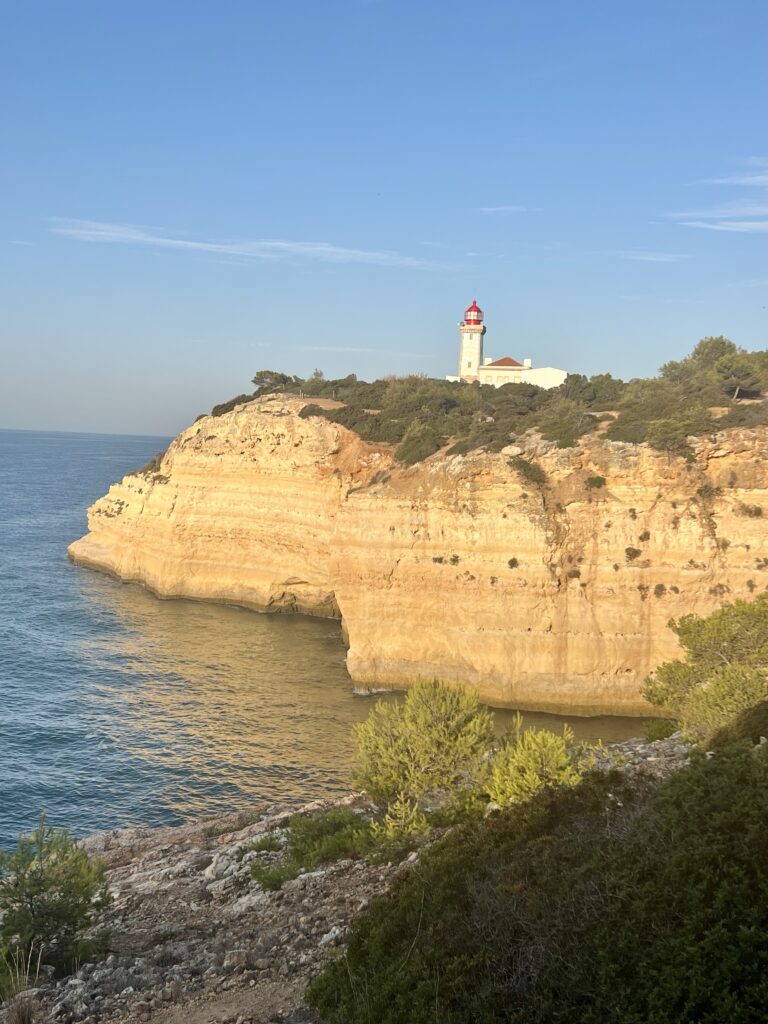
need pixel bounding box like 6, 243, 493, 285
0, 429, 642, 849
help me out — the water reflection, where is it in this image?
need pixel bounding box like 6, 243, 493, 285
75, 572, 644, 823
76, 572, 392, 822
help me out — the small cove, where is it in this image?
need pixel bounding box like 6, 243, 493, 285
0, 429, 644, 848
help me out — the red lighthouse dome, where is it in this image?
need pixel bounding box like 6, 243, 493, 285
464, 299, 483, 325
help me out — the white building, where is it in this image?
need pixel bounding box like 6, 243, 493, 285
446, 299, 567, 390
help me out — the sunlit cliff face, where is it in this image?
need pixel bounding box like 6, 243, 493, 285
70, 396, 768, 717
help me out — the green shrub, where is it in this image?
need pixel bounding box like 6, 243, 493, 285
308, 745, 768, 1024
133, 451, 166, 477
535, 398, 597, 448
370, 794, 430, 843
510, 456, 547, 486
249, 862, 296, 891
486, 719, 585, 808
288, 808, 374, 868
586, 475, 606, 489
642, 594, 768, 740
394, 421, 443, 465
677, 666, 768, 741
250, 808, 376, 890
625, 546, 641, 561
708, 699, 768, 748
210, 393, 256, 417
644, 718, 677, 740
0, 816, 109, 973
245, 832, 282, 854
298, 403, 325, 420
445, 436, 480, 456
352, 680, 494, 806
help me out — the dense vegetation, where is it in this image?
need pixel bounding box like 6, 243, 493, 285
351, 679, 495, 805
247, 681, 588, 891
307, 597, 768, 1023
203, 337, 768, 465
642, 593, 768, 741
308, 745, 768, 1024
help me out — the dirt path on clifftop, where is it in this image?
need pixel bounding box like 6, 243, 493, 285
146, 979, 318, 1024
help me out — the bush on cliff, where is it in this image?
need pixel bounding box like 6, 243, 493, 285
394, 420, 443, 465
244, 336, 767, 465
642, 594, 768, 740
0, 815, 109, 974
486, 717, 586, 808
250, 808, 376, 891
352, 680, 494, 806
708, 698, 768, 748
133, 451, 166, 477
308, 743, 768, 1024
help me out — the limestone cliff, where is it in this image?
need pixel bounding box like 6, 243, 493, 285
69, 395, 768, 715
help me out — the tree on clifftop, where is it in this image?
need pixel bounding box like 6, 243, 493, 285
251, 369, 296, 394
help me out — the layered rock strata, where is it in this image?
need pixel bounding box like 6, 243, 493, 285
69, 395, 768, 715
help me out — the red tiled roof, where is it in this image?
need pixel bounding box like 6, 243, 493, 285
486, 356, 523, 368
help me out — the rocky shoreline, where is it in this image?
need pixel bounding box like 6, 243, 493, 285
6, 733, 691, 1024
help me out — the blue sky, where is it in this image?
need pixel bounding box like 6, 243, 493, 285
2, 0, 767, 434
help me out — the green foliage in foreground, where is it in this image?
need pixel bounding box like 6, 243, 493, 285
244, 832, 282, 854
308, 744, 768, 1024
644, 717, 677, 741
709, 699, 768, 748
486, 718, 586, 808
643, 593, 768, 740
352, 680, 495, 806
0, 816, 109, 974
250, 808, 376, 890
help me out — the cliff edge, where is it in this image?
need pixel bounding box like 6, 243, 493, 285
69, 395, 768, 715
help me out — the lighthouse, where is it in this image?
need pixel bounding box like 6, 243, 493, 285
457, 299, 486, 380
446, 299, 568, 389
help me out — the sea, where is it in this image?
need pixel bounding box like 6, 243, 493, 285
0, 429, 644, 849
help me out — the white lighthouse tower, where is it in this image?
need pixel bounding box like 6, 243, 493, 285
447, 299, 568, 389
457, 299, 485, 381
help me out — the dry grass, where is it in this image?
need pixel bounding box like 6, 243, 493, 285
1, 947, 42, 1024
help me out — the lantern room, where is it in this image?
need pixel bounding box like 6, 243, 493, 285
463, 299, 484, 326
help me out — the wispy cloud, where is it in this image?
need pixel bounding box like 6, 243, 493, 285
49, 218, 442, 270
477, 205, 536, 215
610, 249, 689, 263
678, 219, 768, 234
703, 173, 768, 187
677, 160, 768, 231
701, 158, 768, 187
669, 201, 768, 234
670, 201, 768, 220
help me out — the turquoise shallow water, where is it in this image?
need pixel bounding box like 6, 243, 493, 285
0, 429, 643, 849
